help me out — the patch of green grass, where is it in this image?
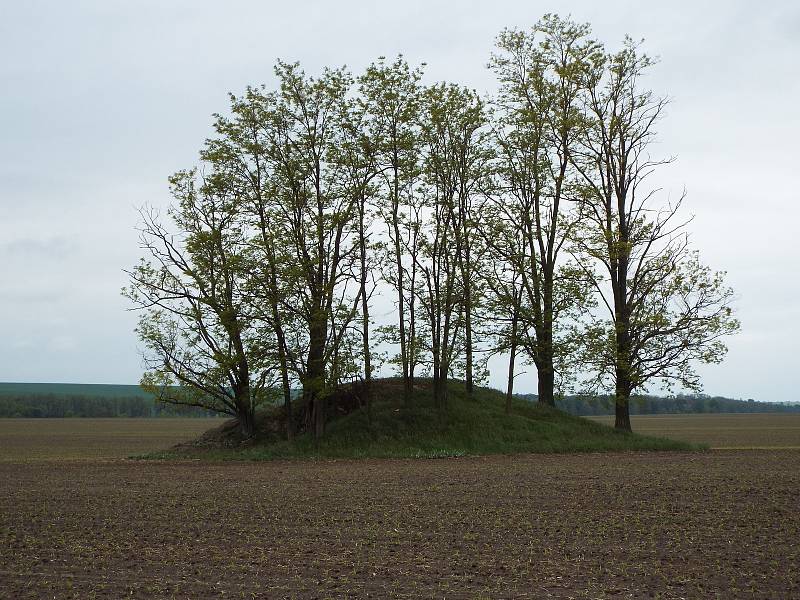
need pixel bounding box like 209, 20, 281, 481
140, 379, 702, 461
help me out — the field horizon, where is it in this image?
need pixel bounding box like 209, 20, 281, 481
2, 381, 797, 417
3, 412, 800, 463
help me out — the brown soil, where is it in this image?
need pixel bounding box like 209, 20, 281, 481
1, 450, 797, 598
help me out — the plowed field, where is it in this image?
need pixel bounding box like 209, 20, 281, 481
1, 451, 798, 598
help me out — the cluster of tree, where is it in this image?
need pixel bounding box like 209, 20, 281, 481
125, 15, 739, 437
0, 393, 218, 418
524, 394, 800, 416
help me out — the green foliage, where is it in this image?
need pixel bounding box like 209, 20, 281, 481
486, 16, 602, 400
122, 13, 740, 439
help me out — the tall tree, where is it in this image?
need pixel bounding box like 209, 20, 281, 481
573, 40, 739, 430
416, 83, 489, 410
336, 94, 383, 420
124, 172, 277, 437
452, 106, 492, 398
359, 57, 424, 405
479, 204, 526, 413
268, 61, 362, 439
489, 15, 599, 405
200, 87, 298, 439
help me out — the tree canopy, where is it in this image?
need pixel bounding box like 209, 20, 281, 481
125, 15, 739, 436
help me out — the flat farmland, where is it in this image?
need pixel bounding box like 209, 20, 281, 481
0, 418, 218, 461
588, 413, 800, 448
1, 416, 798, 598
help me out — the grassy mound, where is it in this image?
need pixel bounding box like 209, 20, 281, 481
145, 378, 701, 460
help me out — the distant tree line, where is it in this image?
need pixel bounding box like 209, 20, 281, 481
542, 394, 800, 416
2, 391, 793, 419
124, 15, 739, 437
0, 394, 218, 418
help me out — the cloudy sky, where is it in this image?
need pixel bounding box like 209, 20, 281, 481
1, 0, 797, 401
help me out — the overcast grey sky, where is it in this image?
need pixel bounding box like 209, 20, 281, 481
1, 0, 798, 400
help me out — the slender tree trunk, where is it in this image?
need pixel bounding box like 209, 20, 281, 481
537, 275, 556, 407
438, 356, 449, 411
505, 302, 520, 415
440, 278, 455, 412
359, 207, 372, 423
363, 343, 372, 423
432, 314, 442, 411
464, 281, 474, 397
259, 214, 292, 440
408, 310, 416, 404
393, 224, 409, 395
270, 290, 292, 440
408, 227, 419, 406
391, 163, 411, 405
461, 235, 474, 397
278, 343, 293, 440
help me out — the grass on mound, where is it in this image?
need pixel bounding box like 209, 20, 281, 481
143, 379, 702, 460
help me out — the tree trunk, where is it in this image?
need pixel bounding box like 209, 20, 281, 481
358, 202, 372, 423
313, 392, 325, 440
614, 372, 632, 431
405, 253, 417, 408
537, 362, 555, 407
535, 321, 556, 407
464, 286, 474, 397
439, 290, 454, 412
462, 243, 474, 397
537, 277, 556, 407
390, 167, 410, 405
613, 244, 633, 431
614, 318, 633, 432
361, 271, 372, 424
432, 330, 442, 411
505, 303, 520, 415
269, 267, 292, 440
230, 334, 255, 438
237, 406, 256, 438
235, 381, 255, 438
438, 358, 449, 411
407, 224, 419, 407
306, 312, 327, 441
258, 208, 292, 439
393, 230, 410, 403
279, 355, 293, 440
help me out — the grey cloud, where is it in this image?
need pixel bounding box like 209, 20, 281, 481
0, 0, 796, 401
0, 237, 78, 259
